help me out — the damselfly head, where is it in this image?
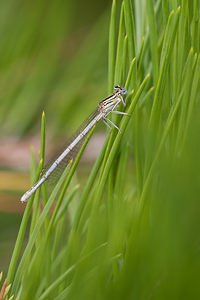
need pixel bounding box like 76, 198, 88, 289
114, 85, 127, 95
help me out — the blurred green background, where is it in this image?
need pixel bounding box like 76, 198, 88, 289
0, 0, 111, 138
0, 0, 111, 271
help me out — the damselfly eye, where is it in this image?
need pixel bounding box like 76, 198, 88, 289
114, 85, 127, 95
120, 87, 127, 95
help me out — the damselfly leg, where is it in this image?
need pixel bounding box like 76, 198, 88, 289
104, 117, 121, 133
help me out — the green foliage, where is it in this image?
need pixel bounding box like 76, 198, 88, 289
7, 0, 200, 299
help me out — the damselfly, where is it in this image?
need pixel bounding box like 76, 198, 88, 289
21, 85, 128, 203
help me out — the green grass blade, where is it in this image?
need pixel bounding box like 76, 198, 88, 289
108, 0, 117, 93
146, 0, 159, 84
114, 2, 125, 85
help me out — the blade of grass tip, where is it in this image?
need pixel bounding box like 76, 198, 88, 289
137, 36, 144, 71
150, 8, 180, 125
125, 57, 136, 90
124, 0, 137, 90
138, 33, 150, 68
122, 35, 128, 85
192, 0, 199, 53
176, 2, 188, 95
95, 75, 150, 207
46, 125, 96, 236
114, 1, 125, 85
108, 0, 117, 93
160, 7, 180, 68
7, 158, 44, 286
38, 243, 107, 300
182, 1, 191, 54
11, 161, 72, 295
146, 0, 159, 85
139, 89, 184, 213
124, 0, 136, 61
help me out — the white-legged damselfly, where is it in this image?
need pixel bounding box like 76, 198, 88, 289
21, 85, 128, 202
